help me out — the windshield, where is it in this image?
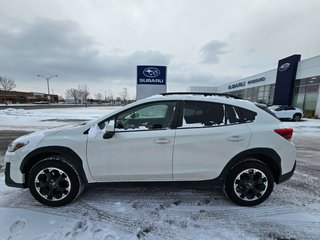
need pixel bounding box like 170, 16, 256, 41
268, 105, 279, 110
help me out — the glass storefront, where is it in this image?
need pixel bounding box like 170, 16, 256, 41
228, 83, 275, 105
293, 77, 320, 118
227, 77, 320, 117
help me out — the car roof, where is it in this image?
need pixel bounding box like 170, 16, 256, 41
144, 93, 254, 107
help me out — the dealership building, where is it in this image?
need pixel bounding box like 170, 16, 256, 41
0, 90, 58, 104
188, 54, 320, 118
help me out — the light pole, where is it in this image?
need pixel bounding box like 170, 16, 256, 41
100, 89, 107, 104
37, 75, 58, 104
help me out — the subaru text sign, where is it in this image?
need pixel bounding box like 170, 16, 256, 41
136, 65, 167, 100
137, 66, 166, 85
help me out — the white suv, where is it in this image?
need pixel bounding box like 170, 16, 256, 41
5, 93, 296, 206
268, 105, 304, 121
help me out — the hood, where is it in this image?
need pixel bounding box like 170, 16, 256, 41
38, 123, 88, 136
12, 123, 89, 145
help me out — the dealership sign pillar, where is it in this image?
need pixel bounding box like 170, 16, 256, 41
136, 65, 167, 100
273, 54, 301, 106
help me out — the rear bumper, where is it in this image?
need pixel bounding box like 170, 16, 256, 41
5, 163, 26, 188
278, 161, 296, 184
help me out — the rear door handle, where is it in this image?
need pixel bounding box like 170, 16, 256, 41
227, 135, 244, 142
154, 138, 170, 144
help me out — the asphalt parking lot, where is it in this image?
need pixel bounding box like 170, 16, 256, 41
0, 130, 30, 149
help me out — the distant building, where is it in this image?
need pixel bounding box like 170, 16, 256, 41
188, 54, 320, 118
0, 90, 58, 104
186, 86, 217, 93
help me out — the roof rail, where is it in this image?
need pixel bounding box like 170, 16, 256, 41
160, 92, 242, 99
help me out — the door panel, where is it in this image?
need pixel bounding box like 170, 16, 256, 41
87, 129, 175, 181
86, 101, 177, 182
173, 124, 251, 181
172, 101, 252, 181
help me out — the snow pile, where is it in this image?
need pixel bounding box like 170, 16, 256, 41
1, 108, 28, 115
0, 107, 118, 131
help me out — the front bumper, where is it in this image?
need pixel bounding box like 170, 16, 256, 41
5, 163, 26, 188
278, 161, 296, 184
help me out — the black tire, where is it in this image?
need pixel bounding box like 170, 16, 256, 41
293, 113, 301, 121
28, 155, 83, 206
224, 160, 274, 206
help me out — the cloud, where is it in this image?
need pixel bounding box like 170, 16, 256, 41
199, 40, 229, 64
0, 18, 171, 85
168, 62, 239, 91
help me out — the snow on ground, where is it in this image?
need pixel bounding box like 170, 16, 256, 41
0, 107, 320, 239
281, 119, 320, 135
0, 107, 118, 131
0, 207, 123, 240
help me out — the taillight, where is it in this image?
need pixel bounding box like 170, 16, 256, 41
274, 128, 293, 140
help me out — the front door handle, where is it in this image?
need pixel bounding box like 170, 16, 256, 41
154, 138, 170, 144
227, 135, 244, 142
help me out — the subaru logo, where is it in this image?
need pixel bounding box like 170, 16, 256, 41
143, 67, 160, 78
279, 63, 291, 72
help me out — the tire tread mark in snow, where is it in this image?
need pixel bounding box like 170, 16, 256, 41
79, 202, 176, 239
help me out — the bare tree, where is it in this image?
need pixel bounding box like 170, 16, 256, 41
58, 95, 65, 102
0, 76, 16, 105
95, 93, 103, 101
119, 88, 129, 103
115, 96, 122, 104
65, 88, 80, 104
78, 84, 90, 107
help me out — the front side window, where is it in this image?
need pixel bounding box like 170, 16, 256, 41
276, 106, 287, 111
115, 102, 176, 131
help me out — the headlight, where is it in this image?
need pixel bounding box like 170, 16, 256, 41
7, 141, 29, 152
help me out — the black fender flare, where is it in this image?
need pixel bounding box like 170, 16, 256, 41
20, 146, 88, 185
217, 148, 282, 184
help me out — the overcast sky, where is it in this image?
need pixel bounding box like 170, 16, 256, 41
1, 0, 319, 99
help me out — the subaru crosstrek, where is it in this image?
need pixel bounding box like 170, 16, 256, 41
5, 93, 296, 206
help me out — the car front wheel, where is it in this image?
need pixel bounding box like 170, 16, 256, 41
28, 156, 83, 206
224, 160, 274, 206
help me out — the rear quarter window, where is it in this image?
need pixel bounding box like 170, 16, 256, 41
235, 107, 257, 123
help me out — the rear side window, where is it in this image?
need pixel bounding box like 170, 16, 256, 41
178, 101, 258, 128
181, 101, 225, 127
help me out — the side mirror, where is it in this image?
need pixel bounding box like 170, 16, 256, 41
103, 120, 115, 139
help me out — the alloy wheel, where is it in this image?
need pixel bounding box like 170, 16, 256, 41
34, 167, 71, 201
233, 168, 268, 201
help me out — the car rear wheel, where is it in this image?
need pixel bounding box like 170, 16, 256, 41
28, 156, 83, 206
224, 160, 274, 206
293, 113, 301, 121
